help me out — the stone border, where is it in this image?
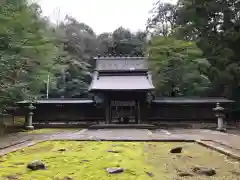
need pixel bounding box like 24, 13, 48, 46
211, 140, 240, 151
0, 140, 47, 156
196, 140, 240, 160
0, 139, 32, 150
53, 139, 195, 142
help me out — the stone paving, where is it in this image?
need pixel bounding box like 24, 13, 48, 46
1, 128, 240, 155
0, 133, 31, 148
0, 130, 79, 148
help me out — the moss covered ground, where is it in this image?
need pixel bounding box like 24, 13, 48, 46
0, 141, 239, 180
20, 128, 80, 135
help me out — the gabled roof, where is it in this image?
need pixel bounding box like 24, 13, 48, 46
89, 73, 154, 91
89, 56, 154, 91
95, 56, 148, 71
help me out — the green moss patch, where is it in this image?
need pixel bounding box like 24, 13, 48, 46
0, 141, 239, 180
20, 128, 80, 135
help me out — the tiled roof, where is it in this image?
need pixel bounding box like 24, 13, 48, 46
153, 97, 234, 104
17, 99, 94, 104
95, 56, 148, 71
89, 74, 154, 91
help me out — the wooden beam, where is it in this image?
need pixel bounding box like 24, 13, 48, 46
105, 100, 110, 124
137, 101, 141, 124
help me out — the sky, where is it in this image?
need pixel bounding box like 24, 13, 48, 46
37, 0, 176, 35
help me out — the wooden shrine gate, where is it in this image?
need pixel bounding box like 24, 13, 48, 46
110, 100, 139, 124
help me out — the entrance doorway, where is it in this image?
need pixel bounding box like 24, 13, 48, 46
110, 100, 137, 124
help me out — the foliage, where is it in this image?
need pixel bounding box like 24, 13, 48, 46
98, 27, 147, 56
48, 16, 95, 98
0, 0, 149, 106
2, 0, 240, 109
147, 1, 177, 36
0, 0, 60, 109
147, 0, 240, 99
175, 0, 240, 98
148, 36, 210, 96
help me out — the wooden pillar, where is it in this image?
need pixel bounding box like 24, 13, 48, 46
140, 101, 148, 124
135, 100, 138, 124
109, 102, 112, 124
105, 100, 110, 124
137, 101, 141, 124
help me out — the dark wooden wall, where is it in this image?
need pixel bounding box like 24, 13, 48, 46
32, 104, 104, 123
149, 103, 217, 121
25, 102, 234, 124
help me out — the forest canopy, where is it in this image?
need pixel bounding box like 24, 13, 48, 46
1, 0, 239, 110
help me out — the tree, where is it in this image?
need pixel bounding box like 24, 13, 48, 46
98, 27, 147, 56
0, 0, 60, 108
49, 16, 96, 98
175, 0, 240, 98
147, 1, 177, 36
97, 33, 114, 55
147, 0, 240, 99
148, 36, 210, 96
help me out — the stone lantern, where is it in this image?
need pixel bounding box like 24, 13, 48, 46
25, 103, 36, 130
213, 103, 226, 132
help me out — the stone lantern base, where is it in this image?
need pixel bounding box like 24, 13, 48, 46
26, 125, 34, 130
216, 127, 227, 132
216, 116, 226, 132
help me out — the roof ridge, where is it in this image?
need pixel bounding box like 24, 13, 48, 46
95, 56, 148, 71
96, 57, 146, 60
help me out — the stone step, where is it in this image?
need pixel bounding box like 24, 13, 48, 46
89, 124, 157, 130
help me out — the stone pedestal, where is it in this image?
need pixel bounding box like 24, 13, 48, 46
216, 117, 224, 131
26, 126, 34, 130
213, 103, 226, 132
25, 103, 35, 130
26, 112, 34, 130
